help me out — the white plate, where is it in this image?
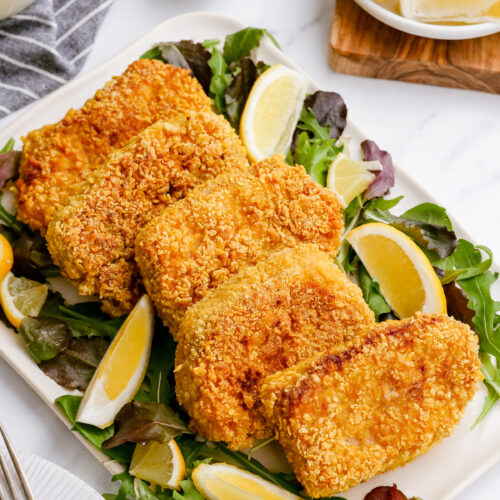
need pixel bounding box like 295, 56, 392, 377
0, 447, 101, 499
0, 11, 499, 500
354, 0, 500, 39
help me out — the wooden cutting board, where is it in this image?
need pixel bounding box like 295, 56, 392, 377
329, 0, 500, 94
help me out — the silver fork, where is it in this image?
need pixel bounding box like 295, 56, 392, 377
0, 424, 34, 500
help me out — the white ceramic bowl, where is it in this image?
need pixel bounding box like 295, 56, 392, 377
0, 0, 36, 20
354, 0, 500, 39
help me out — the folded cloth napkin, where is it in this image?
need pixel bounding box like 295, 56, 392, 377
0, 0, 114, 119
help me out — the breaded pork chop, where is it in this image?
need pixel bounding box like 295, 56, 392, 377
260, 314, 482, 498
16, 59, 211, 234
175, 245, 375, 450
46, 112, 248, 317
136, 156, 344, 334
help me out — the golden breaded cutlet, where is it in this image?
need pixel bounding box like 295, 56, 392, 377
16, 59, 211, 234
135, 156, 344, 334
46, 111, 248, 317
260, 314, 482, 498
175, 244, 375, 450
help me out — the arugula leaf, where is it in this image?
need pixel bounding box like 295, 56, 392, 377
105, 471, 173, 500
207, 47, 233, 114
223, 27, 279, 64
473, 377, 500, 428
291, 108, 343, 186
1, 138, 15, 153
103, 402, 188, 449
358, 265, 391, 321
172, 478, 205, 500
438, 240, 493, 284
457, 270, 500, 358
40, 292, 124, 339
400, 203, 453, 230
202, 38, 219, 49
0, 192, 24, 234
135, 329, 176, 406
56, 395, 134, 463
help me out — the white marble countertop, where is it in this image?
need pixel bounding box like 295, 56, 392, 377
0, 0, 499, 498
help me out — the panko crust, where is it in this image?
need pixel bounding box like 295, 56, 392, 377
16, 59, 211, 234
136, 156, 344, 334
260, 314, 482, 498
175, 244, 374, 450
46, 112, 248, 316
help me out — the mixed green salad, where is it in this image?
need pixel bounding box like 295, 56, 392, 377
0, 26, 498, 500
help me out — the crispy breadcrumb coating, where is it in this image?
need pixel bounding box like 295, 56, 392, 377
46, 112, 248, 317
136, 156, 344, 334
16, 59, 211, 234
260, 314, 482, 498
175, 245, 375, 450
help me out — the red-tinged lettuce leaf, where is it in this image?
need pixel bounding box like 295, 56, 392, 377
362, 200, 457, 260
0, 150, 21, 187
102, 401, 188, 449
362, 140, 395, 201
303, 91, 347, 139
225, 58, 268, 129
291, 91, 347, 151
141, 40, 212, 93
12, 230, 59, 281
18, 317, 71, 363
444, 281, 476, 329
392, 218, 457, 259
39, 337, 110, 390
364, 484, 413, 500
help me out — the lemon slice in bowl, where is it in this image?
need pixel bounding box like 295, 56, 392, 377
346, 222, 446, 318
0, 272, 48, 328
240, 64, 308, 162
400, 0, 500, 23
130, 439, 185, 490
326, 153, 381, 208
192, 463, 300, 500
76, 295, 154, 428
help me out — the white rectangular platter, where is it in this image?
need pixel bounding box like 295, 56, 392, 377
0, 11, 499, 500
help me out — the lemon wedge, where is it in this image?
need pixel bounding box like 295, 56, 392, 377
326, 153, 381, 208
240, 64, 308, 162
346, 222, 446, 318
130, 439, 185, 490
192, 463, 300, 500
400, 0, 500, 23
0, 272, 47, 328
76, 295, 154, 428
0, 233, 13, 280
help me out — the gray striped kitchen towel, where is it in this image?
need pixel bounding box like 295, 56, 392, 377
0, 0, 114, 118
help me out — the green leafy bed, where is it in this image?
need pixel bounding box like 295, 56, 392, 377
0, 26, 498, 500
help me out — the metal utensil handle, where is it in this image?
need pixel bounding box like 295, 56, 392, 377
0, 425, 34, 500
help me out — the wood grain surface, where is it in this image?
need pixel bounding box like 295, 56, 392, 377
329, 0, 500, 94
